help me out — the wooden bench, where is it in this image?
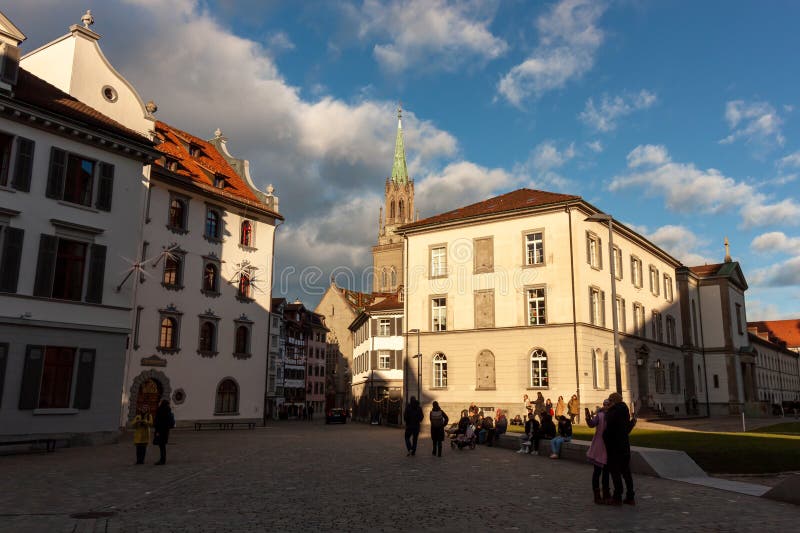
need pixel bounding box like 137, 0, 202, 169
0, 438, 57, 453
193, 421, 256, 431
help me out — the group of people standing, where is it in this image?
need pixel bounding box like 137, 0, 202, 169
403, 397, 450, 457
586, 392, 637, 505
523, 392, 581, 425
131, 399, 175, 465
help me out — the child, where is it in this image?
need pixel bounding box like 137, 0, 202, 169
132, 405, 153, 465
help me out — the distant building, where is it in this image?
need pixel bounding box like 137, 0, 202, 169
266, 298, 287, 419
279, 300, 328, 416
748, 320, 800, 405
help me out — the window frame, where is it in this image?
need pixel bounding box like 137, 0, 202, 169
529, 348, 549, 389
378, 318, 391, 337
523, 229, 545, 267
167, 193, 190, 234
237, 269, 254, 302
204, 206, 223, 242
201, 259, 220, 296
615, 296, 626, 333
432, 352, 448, 388
612, 245, 623, 281
240, 219, 255, 248
214, 378, 239, 415
161, 249, 186, 291
663, 273, 674, 302
525, 285, 547, 326
592, 348, 609, 390
631, 256, 643, 289
430, 295, 447, 332
589, 286, 605, 327
586, 231, 602, 270
197, 312, 220, 357
633, 302, 645, 337
157, 306, 182, 354
429, 244, 447, 278
60, 152, 97, 207
378, 350, 391, 370
649, 265, 660, 296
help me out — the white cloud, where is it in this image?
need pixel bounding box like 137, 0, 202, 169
719, 99, 785, 148
354, 0, 507, 73
586, 140, 603, 153
637, 224, 714, 266
750, 256, 800, 287
610, 145, 800, 228
416, 161, 519, 216
579, 90, 657, 132
751, 232, 800, 256
265, 31, 295, 52
777, 151, 800, 169
626, 144, 670, 168
530, 140, 575, 171
497, 0, 606, 106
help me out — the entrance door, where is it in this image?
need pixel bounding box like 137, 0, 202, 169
137, 378, 162, 416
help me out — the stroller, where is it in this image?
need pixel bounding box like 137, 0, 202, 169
449, 424, 477, 450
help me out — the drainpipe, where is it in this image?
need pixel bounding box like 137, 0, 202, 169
263, 219, 284, 425
567, 207, 581, 405
403, 232, 409, 427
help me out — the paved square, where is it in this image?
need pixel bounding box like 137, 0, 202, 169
2, 422, 799, 532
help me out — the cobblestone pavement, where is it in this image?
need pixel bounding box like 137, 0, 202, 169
2, 421, 799, 532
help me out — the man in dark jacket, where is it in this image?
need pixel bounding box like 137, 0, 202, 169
153, 399, 174, 465
603, 393, 637, 504
520, 413, 542, 455
403, 396, 424, 456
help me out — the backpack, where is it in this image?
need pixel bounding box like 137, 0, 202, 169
430, 410, 445, 429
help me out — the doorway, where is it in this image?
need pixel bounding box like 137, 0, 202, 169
136, 378, 162, 416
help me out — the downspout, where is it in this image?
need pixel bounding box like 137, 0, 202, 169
403, 232, 409, 427
263, 218, 284, 425
567, 207, 581, 404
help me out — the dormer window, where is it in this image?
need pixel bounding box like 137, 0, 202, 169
189, 144, 201, 158
165, 157, 179, 172
213, 174, 225, 189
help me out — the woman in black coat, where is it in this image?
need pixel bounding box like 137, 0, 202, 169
153, 399, 174, 465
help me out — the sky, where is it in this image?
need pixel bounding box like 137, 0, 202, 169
6, 0, 800, 319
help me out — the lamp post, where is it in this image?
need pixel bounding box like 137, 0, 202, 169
585, 212, 623, 394
409, 328, 421, 401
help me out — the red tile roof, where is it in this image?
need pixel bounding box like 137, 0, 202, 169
689, 263, 724, 276
337, 284, 394, 313
400, 188, 581, 231
154, 121, 280, 216
12, 68, 151, 145
367, 293, 403, 312
748, 320, 800, 348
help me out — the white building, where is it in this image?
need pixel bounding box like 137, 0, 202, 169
0, 13, 157, 444
20, 13, 282, 426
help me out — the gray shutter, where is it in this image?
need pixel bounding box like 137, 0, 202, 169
12, 137, 34, 192
586, 234, 591, 264
33, 234, 58, 297
84, 244, 106, 303
18, 345, 44, 409
397, 316, 403, 335
72, 349, 96, 409
45, 147, 66, 199
0, 226, 24, 293
95, 162, 114, 211
370, 350, 377, 371
598, 237, 603, 269
601, 290, 606, 327
0, 343, 8, 408
370, 318, 377, 337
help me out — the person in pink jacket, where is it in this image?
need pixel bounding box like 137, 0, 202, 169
585, 399, 611, 504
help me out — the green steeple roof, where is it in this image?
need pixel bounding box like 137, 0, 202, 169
391, 105, 409, 184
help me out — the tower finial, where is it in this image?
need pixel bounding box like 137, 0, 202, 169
724, 237, 732, 263
397, 101, 402, 120
390, 102, 409, 184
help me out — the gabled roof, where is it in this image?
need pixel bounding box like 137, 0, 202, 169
399, 188, 581, 231
748, 319, 800, 349
9, 68, 152, 146
154, 121, 282, 218
366, 292, 403, 313
688, 261, 748, 290
0, 12, 26, 43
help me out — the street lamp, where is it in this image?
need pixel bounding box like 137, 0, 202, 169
409, 328, 421, 401
585, 212, 623, 394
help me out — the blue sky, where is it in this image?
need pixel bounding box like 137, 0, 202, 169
7, 1, 800, 318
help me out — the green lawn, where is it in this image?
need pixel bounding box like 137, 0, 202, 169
507, 424, 800, 474
750, 422, 800, 435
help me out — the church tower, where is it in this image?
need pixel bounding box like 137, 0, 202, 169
372, 105, 415, 292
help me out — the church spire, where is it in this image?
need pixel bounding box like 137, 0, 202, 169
391, 104, 409, 184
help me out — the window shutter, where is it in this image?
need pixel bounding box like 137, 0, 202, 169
586, 235, 591, 264
601, 290, 606, 327
85, 244, 107, 303
33, 234, 58, 297
0, 226, 24, 293
95, 162, 114, 211
45, 147, 66, 199
598, 237, 603, 269
0, 343, 8, 408
72, 349, 96, 409
18, 345, 44, 409
11, 137, 34, 192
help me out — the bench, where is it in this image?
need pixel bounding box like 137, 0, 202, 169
193, 421, 256, 431
0, 438, 57, 453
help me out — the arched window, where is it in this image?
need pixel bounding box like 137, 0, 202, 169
163, 255, 181, 286
235, 325, 249, 354
203, 263, 218, 292
381, 268, 388, 290
215, 379, 238, 414
168, 199, 185, 229
592, 348, 608, 389
655, 359, 666, 393
476, 350, 495, 390
199, 321, 215, 352
433, 353, 447, 388
530, 349, 548, 388
205, 209, 220, 239
159, 317, 176, 349
398, 199, 404, 220
389, 200, 395, 220
240, 220, 253, 246
238, 271, 251, 299
390, 268, 397, 288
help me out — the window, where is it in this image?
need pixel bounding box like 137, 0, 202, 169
529, 349, 548, 388
527, 287, 546, 325
612, 246, 623, 280
52, 238, 87, 301
18, 346, 95, 410
159, 317, 178, 350
378, 318, 390, 336
389, 200, 395, 220
615, 297, 626, 332
654, 359, 666, 393
205, 208, 221, 240
592, 348, 609, 389
691, 300, 699, 346
238, 271, 252, 300
162, 254, 183, 289
33, 235, 105, 303
670, 363, 681, 394
240, 220, 253, 247
664, 274, 673, 302
378, 351, 390, 369
63, 154, 95, 206
380, 269, 388, 290
215, 379, 238, 414
398, 199, 405, 220
38, 347, 76, 408
587, 232, 602, 269
652, 310, 663, 342
390, 269, 397, 288
168, 198, 187, 230
203, 263, 219, 293
0, 132, 12, 186
633, 303, 645, 337
666, 315, 677, 346
430, 245, 446, 277
735, 303, 743, 334
189, 144, 201, 158
590, 287, 605, 327
525, 231, 544, 265
474, 237, 494, 273
433, 353, 447, 388
165, 157, 179, 172
431, 297, 447, 331
649, 265, 660, 296
631, 256, 643, 288
0, 134, 34, 191
213, 175, 225, 189
198, 321, 216, 354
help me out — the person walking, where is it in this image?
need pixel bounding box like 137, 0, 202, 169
555, 396, 566, 418
429, 401, 449, 457
404, 396, 424, 456
153, 399, 174, 465
604, 393, 637, 505
549, 415, 573, 459
131, 405, 153, 465
586, 400, 611, 504
308, 404, 314, 422
568, 394, 580, 424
